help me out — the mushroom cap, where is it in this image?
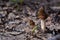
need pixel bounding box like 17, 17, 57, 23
37, 6, 48, 20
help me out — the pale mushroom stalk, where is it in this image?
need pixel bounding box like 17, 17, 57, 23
41, 19, 46, 32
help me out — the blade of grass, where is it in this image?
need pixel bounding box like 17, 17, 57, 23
32, 25, 38, 33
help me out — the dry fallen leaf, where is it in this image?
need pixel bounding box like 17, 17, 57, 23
29, 19, 35, 29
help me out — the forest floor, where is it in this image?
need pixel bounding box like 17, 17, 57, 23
0, 0, 60, 40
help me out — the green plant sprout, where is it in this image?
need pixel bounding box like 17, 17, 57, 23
10, 0, 24, 4
32, 25, 38, 33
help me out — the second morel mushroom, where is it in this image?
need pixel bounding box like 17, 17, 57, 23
28, 19, 38, 33
29, 19, 35, 29
37, 6, 48, 32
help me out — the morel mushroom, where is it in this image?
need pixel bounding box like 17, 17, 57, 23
37, 6, 48, 32
29, 19, 38, 33
23, 18, 37, 32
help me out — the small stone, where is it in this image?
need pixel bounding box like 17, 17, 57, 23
8, 13, 16, 19
3, 7, 8, 10
24, 27, 32, 33
13, 9, 16, 13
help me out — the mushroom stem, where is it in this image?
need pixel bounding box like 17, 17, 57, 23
41, 19, 45, 32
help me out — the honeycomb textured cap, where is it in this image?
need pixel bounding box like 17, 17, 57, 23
37, 6, 48, 20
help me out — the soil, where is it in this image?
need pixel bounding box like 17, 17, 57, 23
0, 0, 60, 40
